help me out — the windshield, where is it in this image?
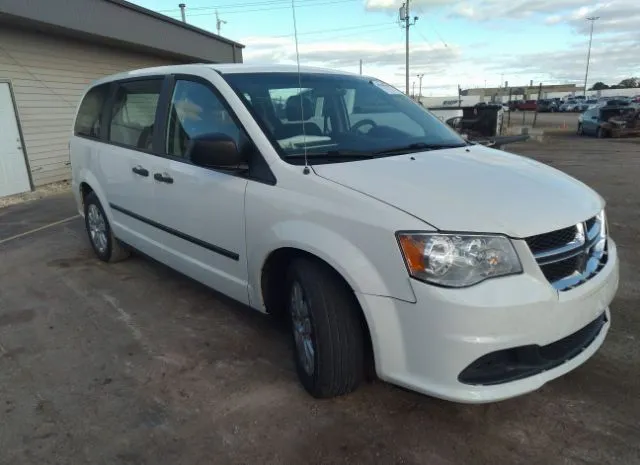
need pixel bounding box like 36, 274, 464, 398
222, 72, 465, 164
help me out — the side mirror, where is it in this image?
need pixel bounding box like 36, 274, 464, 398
189, 133, 247, 169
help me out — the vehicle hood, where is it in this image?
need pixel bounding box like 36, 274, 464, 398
312, 145, 603, 238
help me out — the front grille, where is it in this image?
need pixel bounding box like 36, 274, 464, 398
525, 214, 607, 291
526, 226, 578, 254
540, 255, 580, 282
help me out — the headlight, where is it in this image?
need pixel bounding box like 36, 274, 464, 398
397, 232, 522, 287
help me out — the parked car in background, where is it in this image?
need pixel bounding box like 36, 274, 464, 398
560, 100, 579, 112
508, 100, 523, 111
593, 99, 630, 109
537, 99, 558, 112
576, 100, 598, 112
70, 63, 619, 403
513, 100, 537, 111
578, 105, 635, 138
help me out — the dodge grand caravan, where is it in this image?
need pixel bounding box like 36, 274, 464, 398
70, 64, 619, 403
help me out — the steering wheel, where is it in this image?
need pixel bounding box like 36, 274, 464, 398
351, 119, 377, 134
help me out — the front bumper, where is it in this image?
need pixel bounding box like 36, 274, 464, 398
358, 239, 619, 403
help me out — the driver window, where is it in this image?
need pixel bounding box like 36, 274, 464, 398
166, 79, 242, 158
344, 84, 425, 137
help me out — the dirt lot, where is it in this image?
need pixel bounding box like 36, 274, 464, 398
1, 134, 639, 465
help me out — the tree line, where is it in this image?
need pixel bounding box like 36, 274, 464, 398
590, 78, 639, 90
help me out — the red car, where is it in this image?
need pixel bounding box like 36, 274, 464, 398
514, 100, 538, 111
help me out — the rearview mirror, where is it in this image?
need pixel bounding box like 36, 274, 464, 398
189, 133, 247, 169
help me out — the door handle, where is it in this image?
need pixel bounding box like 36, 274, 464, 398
154, 173, 174, 184
132, 166, 149, 177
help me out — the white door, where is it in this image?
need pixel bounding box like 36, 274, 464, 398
100, 79, 162, 249
149, 78, 249, 305
0, 83, 31, 197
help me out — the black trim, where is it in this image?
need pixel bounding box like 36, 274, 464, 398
458, 312, 607, 386
109, 203, 240, 261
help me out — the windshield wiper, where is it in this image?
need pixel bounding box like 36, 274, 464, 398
374, 142, 467, 155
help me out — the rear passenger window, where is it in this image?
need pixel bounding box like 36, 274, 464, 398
75, 84, 109, 138
109, 80, 162, 151
166, 79, 242, 159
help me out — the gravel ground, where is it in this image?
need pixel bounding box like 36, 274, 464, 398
0, 135, 639, 465
0, 181, 71, 209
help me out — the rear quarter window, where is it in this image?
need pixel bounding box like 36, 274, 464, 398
74, 84, 110, 138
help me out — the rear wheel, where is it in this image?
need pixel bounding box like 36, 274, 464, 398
286, 258, 364, 398
84, 192, 130, 263
596, 127, 606, 139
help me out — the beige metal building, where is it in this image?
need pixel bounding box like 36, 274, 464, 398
0, 0, 243, 197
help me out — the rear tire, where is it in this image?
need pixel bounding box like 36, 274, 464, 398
84, 192, 130, 263
286, 257, 364, 398
596, 127, 606, 139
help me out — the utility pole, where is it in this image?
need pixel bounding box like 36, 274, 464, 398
412, 81, 416, 98
583, 16, 599, 96
359, 59, 362, 75
178, 3, 186, 22
399, 1, 418, 96
215, 10, 227, 36
416, 73, 424, 100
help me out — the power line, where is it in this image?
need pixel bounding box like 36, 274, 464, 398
298, 25, 397, 42
259, 21, 393, 39
160, 0, 357, 14
161, 0, 332, 11
416, 28, 447, 48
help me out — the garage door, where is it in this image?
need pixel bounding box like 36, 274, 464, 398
0, 82, 31, 197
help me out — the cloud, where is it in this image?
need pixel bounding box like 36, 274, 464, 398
447, 0, 589, 21
563, 0, 640, 35
240, 0, 639, 95
482, 33, 640, 86
545, 15, 563, 24
364, 0, 456, 11
243, 36, 459, 69
241, 35, 463, 93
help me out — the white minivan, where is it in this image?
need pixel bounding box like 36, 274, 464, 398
70, 64, 619, 403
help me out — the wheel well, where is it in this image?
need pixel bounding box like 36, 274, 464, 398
261, 248, 376, 378
79, 182, 94, 206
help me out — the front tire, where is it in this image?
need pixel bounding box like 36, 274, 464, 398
577, 123, 584, 135
286, 258, 364, 398
84, 192, 130, 263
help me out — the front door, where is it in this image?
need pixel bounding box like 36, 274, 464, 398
148, 77, 249, 304
0, 82, 31, 197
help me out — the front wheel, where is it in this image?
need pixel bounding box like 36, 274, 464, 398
84, 192, 130, 263
577, 123, 584, 135
286, 258, 364, 398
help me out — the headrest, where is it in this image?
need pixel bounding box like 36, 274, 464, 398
286, 95, 313, 121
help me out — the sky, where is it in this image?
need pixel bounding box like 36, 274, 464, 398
131, 0, 640, 96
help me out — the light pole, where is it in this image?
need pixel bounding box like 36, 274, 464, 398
416, 73, 424, 100
583, 16, 599, 96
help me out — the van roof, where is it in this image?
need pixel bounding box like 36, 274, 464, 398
90, 63, 358, 87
